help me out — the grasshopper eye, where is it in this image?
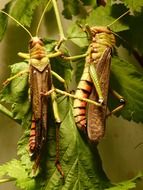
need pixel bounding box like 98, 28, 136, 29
39, 38, 44, 43
38, 38, 44, 46
29, 39, 35, 49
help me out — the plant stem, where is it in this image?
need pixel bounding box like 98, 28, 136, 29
52, 0, 66, 41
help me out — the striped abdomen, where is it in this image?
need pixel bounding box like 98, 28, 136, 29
73, 64, 93, 130
29, 116, 36, 153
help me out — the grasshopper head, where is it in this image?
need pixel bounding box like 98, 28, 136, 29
90, 26, 111, 35
29, 37, 44, 49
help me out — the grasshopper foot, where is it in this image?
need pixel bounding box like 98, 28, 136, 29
40, 89, 54, 96
98, 98, 104, 105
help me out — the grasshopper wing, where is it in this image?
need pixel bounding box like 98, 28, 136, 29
87, 48, 111, 142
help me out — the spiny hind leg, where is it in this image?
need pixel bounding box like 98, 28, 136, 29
51, 88, 64, 177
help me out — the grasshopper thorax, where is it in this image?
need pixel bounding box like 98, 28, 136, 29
29, 36, 49, 71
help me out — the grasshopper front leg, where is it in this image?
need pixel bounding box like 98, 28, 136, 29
42, 88, 102, 107
2, 51, 30, 86
3, 69, 29, 86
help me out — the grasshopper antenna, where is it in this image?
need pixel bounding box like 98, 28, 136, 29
0, 10, 33, 39
107, 10, 131, 45
107, 9, 130, 28
35, 0, 52, 36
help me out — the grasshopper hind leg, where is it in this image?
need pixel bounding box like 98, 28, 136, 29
51, 88, 64, 177
55, 121, 64, 177
107, 89, 126, 117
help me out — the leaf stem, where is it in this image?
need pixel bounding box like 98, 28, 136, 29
52, 0, 66, 41
0, 104, 13, 119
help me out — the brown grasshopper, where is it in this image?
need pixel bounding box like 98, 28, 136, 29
0, 2, 66, 176
73, 13, 130, 142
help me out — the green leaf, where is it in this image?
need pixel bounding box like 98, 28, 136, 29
62, 0, 79, 19
44, 39, 57, 52
0, 62, 29, 103
106, 181, 135, 190
0, 160, 27, 179
42, 97, 110, 189
0, 1, 13, 40
11, 0, 42, 27
62, 0, 88, 19
105, 173, 142, 190
67, 24, 88, 47
0, 62, 30, 124
0, 159, 38, 190
118, 13, 143, 54
85, 4, 129, 32
110, 56, 143, 123
122, 0, 143, 13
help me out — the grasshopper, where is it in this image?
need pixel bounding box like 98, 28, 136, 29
0, 1, 68, 176
73, 12, 130, 142
27, 37, 64, 174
